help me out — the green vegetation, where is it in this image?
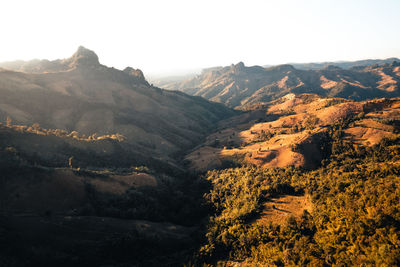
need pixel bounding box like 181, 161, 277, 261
193, 124, 400, 265
2, 94, 400, 266
83, 173, 209, 226
0, 125, 211, 266
3, 46, 400, 266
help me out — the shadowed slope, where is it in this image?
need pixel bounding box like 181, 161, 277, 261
0, 47, 236, 165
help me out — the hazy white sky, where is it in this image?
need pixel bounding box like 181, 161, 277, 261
1, 0, 400, 76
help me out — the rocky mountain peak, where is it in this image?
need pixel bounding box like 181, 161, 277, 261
123, 67, 145, 80
230, 62, 246, 73
68, 46, 100, 67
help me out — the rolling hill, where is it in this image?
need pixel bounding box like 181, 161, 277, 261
185, 94, 400, 172
189, 93, 400, 265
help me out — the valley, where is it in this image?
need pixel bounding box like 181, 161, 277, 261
1, 48, 400, 266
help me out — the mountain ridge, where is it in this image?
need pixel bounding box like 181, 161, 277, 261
0, 47, 236, 168
155, 60, 400, 108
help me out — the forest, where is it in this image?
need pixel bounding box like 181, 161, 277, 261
191, 117, 400, 266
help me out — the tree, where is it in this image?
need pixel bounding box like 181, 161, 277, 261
32, 123, 40, 132
6, 116, 12, 127
68, 156, 74, 168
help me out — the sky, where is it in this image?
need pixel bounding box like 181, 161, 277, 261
1, 0, 400, 76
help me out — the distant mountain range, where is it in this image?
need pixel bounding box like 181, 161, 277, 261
0, 47, 235, 168
154, 59, 400, 108
286, 57, 400, 70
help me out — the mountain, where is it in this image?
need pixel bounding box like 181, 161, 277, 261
184, 93, 400, 172
155, 61, 400, 108
194, 95, 400, 266
0, 46, 101, 73
0, 47, 237, 266
0, 47, 235, 168
2, 49, 400, 266
289, 57, 400, 70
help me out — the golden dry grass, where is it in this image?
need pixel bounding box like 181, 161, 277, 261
277, 75, 289, 89
254, 195, 312, 225
375, 70, 398, 92
320, 75, 339, 89
313, 102, 363, 125
357, 118, 394, 132
185, 96, 400, 172
340, 78, 368, 89
223, 132, 308, 168
185, 146, 224, 172
344, 126, 394, 145
267, 93, 299, 112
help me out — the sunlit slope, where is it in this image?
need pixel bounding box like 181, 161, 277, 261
158, 61, 400, 108
185, 94, 400, 171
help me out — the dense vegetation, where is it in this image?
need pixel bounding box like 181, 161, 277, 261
192, 119, 400, 266
2, 47, 400, 266
83, 172, 210, 226
2, 95, 400, 266
0, 126, 211, 266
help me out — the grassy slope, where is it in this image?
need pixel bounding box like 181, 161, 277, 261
186, 94, 400, 172
188, 95, 400, 266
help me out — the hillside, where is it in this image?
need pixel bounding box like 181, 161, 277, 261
0, 47, 235, 166
185, 94, 400, 172
190, 94, 400, 266
156, 61, 400, 108
0, 48, 236, 266
2, 49, 400, 266
0, 122, 209, 266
